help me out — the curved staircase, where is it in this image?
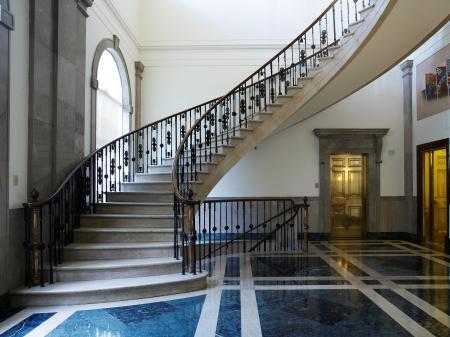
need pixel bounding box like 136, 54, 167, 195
12, 169, 207, 307
12, 0, 450, 307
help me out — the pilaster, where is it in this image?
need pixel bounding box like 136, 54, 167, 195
135, 61, 145, 129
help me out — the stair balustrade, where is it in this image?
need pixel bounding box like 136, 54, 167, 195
22, 0, 373, 286
181, 197, 310, 275
173, 0, 371, 274
22, 98, 219, 287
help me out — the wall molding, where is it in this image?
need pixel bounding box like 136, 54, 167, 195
90, 1, 139, 60
98, 0, 140, 49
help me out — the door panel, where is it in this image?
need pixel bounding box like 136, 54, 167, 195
331, 154, 366, 238
422, 148, 448, 249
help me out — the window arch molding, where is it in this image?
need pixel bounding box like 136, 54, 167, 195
90, 36, 133, 151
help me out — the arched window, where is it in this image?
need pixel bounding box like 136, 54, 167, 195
91, 37, 132, 150
96, 50, 128, 148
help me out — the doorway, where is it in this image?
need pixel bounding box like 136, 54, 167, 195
330, 154, 367, 239
418, 139, 449, 250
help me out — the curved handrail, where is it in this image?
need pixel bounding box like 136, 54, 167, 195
172, 0, 369, 203
25, 97, 220, 208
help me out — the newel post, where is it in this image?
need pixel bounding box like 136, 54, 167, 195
303, 196, 310, 253
186, 190, 197, 274
28, 189, 44, 287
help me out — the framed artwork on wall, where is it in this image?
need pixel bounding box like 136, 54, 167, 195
416, 43, 450, 120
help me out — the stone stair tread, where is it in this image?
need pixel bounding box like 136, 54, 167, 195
74, 227, 173, 233
54, 257, 179, 270
122, 181, 175, 184
108, 191, 174, 194
122, 180, 202, 184
66, 242, 174, 249
12, 272, 207, 295
81, 214, 174, 219
96, 202, 173, 206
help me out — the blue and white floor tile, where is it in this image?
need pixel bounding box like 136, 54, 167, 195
1, 240, 450, 336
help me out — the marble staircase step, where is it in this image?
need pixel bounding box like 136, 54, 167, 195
106, 191, 174, 203
80, 214, 175, 228
11, 272, 208, 306
74, 227, 174, 243
135, 171, 209, 183
163, 154, 225, 166
121, 181, 204, 192
54, 257, 181, 282
146, 162, 218, 174
64, 242, 175, 261
95, 202, 173, 215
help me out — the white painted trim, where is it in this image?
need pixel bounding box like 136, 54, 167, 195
101, 0, 140, 48
90, 2, 139, 60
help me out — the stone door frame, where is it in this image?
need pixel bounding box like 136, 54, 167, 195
314, 129, 388, 237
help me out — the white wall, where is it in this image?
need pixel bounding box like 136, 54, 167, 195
85, 0, 140, 154
9, 0, 29, 209
411, 23, 450, 195
138, 0, 330, 46
137, 0, 406, 198
139, 0, 331, 124
209, 66, 405, 197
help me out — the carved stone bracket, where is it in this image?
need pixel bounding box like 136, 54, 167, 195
0, 3, 15, 30
75, 0, 94, 18
135, 62, 145, 80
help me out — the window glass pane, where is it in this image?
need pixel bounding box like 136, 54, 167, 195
97, 50, 122, 103
96, 49, 128, 148
96, 91, 123, 148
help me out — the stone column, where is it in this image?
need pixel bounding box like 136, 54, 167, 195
134, 61, 145, 129
400, 60, 415, 234
28, 0, 93, 196
0, 0, 14, 306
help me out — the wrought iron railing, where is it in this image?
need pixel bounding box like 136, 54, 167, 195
177, 197, 309, 274
22, 98, 220, 287
22, 0, 372, 286
173, 0, 372, 273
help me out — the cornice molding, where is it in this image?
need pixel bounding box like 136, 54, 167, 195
89, 0, 139, 59
313, 128, 389, 137
101, 0, 140, 48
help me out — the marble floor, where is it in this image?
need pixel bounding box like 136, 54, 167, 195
1, 240, 450, 336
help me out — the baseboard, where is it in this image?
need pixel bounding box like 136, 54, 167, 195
366, 232, 418, 241
299, 233, 330, 241
301, 232, 417, 242
0, 293, 10, 316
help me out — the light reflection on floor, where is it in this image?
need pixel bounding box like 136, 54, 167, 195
0, 240, 449, 337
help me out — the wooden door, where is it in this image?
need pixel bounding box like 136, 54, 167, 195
423, 148, 448, 248
330, 154, 366, 238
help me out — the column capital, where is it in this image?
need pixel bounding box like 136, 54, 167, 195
75, 0, 94, 18
400, 59, 414, 77
135, 62, 145, 79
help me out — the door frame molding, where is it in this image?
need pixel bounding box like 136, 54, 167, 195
416, 138, 449, 251
314, 129, 389, 237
